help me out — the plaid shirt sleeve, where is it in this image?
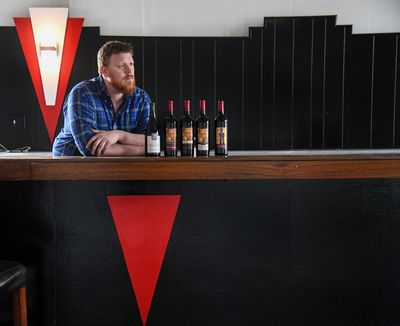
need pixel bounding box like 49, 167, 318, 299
65, 86, 96, 156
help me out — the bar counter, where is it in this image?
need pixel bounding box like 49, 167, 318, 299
2, 150, 400, 325
2, 149, 400, 180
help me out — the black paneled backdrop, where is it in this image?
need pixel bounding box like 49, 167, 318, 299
1, 15, 399, 151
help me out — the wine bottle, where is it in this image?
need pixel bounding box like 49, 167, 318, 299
164, 100, 177, 156
180, 100, 194, 156
145, 102, 160, 156
215, 100, 228, 156
195, 100, 210, 157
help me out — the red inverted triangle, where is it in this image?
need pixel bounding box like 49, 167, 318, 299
107, 195, 181, 326
14, 17, 84, 142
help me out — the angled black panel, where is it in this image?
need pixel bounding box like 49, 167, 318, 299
292, 17, 312, 149
216, 38, 243, 150
372, 35, 397, 148
395, 36, 400, 147
143, 38, 157, 104
344, 34, 374, 148
324, 20, 346, 149
262, 19, 275, 149
310, 17, 327, 149
180, 39, 194, 116
273, 18, 293, 149
156, 38, 180, 147
0, 27, 37, 149
243, 28, 263, 150
193, 38, 214, 121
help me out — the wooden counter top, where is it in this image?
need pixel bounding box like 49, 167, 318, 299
2, 150, 400, 180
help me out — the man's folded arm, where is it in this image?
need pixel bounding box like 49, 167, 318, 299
67, 89, 97, 156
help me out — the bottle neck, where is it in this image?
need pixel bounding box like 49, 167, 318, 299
217, 100, 224, 114
168, 100, 174, 115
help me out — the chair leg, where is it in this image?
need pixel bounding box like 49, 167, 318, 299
12, 287, 27, 326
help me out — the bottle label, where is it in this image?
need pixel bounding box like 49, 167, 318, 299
182, 128, 193, 144
216, 127, 227, 149
147, 133, 160, 153
166, 128, 177, 150
197, 128, 209, 151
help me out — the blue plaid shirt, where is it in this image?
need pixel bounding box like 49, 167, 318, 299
52, 75, 151, 157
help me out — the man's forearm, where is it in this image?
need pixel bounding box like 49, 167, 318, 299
117, 131, 145, 146
100, 143, 145, 156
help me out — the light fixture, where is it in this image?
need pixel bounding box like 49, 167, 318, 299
30, 8, 68, 106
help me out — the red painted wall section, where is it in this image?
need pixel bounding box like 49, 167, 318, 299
107, 195, 181, 326
14, 17, 83, 142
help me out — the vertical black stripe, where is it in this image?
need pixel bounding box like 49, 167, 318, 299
310, 19, 314, 148
393, 36, 398, 147
154, 39, 158, 105
214, 38, 217, 117
260, 29, 264, 149
291, 19, 296, 149
179, 39, 183, 110
370, 36, 375, 148
192, 40, 195, 104
242, 39, 245, 149
272, 22, 276, 148
341, 27, 347, 148
142, 39, 145, 89
322, 18, 327, 148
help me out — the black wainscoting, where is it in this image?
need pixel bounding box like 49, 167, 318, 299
1, 16, 399, 151
2, 179, 400, 325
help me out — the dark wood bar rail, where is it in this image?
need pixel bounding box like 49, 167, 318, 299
2, 151, 400, 325
3, 151, 400, 180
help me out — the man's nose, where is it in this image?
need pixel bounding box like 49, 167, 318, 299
125, 65, 134, 74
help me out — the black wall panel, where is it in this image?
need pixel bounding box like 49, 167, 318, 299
262, 20, 275, 149
272, 18, 294, 149
395, 36, 400, 147
3, 179, 400, 325
193, 38, 214, 121
310, 17, 327, 149
344, 35, 374, 148
292, 17, 312, 149
243, 28, 263, 150
216, 38, 243, 150
1, 16, 400, 151
324, 21, 345, 149
372, 35, 397, 148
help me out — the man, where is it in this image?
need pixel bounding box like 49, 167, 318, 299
52, 40, 151, 157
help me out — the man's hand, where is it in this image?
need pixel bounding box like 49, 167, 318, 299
86, 129, 121, 156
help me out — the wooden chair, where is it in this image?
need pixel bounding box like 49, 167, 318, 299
0, 260, 27, 326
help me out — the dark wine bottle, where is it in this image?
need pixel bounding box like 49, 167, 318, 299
164, 100, 177, 157
215, 100, 228, 156
180, 100, 194, 157
145, 102, 160, 156
195, 100, 210, 157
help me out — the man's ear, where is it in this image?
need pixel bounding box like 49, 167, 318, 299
100, 65, 108, 77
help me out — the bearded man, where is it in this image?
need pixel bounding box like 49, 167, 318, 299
52, 41, 151, 157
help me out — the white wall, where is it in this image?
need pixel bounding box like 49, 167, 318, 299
1, 0, 399, 36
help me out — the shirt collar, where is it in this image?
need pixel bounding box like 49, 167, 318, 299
96, 75, 110, 99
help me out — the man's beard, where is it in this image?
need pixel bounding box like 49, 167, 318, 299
110, 76, 136, 96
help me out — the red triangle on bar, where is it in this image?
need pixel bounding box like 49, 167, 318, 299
107, 195, 181, 326
14, 17, 83, 142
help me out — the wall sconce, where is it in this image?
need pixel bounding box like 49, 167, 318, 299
30, 8, 68, 106
40, 44, 58, 57
14, 8, 83, 142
